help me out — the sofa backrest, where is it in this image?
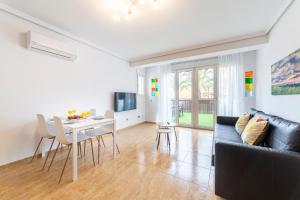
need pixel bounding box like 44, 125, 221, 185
249, 108, 260, 116
251, 109, 300, 152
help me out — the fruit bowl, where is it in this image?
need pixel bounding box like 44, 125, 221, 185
67, 115, 83, 120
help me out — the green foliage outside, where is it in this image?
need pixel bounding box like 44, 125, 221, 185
178, 112, 214, 128
272, 85, 300, 95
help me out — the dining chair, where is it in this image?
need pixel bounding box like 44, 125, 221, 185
84, 110, 120, 164
31, 114, 56, 170
156, 127, 171, 151
157, 122, 178, 141
48, 116, 95, 184
99, 110, 120, 153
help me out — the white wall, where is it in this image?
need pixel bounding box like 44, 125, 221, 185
256, 0, 300, 122
0, 11, 145, 165
145, 52, 257, 122
145, 66, 161, 122
243, 51, 256, 112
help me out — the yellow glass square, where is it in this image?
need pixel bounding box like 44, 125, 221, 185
245, 84, 253, 91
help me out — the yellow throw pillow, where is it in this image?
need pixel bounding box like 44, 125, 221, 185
241, 117, 268, 145
235, 113, 251, 135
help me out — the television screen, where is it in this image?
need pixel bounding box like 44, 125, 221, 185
114, 92, 136, 112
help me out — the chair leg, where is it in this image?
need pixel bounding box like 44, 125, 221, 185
100, 136, 106, 147
110, 134, 120, 154
96, 136, 100, 164
84, 141, 86, 157
116, 144, 120, 154
167, 133, 171, 151
78, 143, 80, 158
48, 142, 60, 171
173, 127, 178, 141
157, 133, 161, 150
31, 137, 43, 162
80, 142, 83, 158
78, 142, 82, 159
58, 145, 72, 184
155, 133, 159, 141
42, 137, 55, 170
90, 139, 96, 166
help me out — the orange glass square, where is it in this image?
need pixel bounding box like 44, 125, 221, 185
245, 71, 253, 77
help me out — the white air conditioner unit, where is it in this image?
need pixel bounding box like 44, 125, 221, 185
27, 31, 77, 61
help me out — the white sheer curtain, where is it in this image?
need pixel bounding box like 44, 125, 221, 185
158, 65, 175, 122
218, 53, 244, 116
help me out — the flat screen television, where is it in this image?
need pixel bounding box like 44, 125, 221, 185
114, 92, 136, 112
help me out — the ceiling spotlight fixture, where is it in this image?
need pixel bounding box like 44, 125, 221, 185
112, 11, 121, 21
112, 0, 160, 21
138, 0, 145, 5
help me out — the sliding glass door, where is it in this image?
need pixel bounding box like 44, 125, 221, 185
177, 70, 193, 126
175, 66, 216, 130
196, 67, 216, 129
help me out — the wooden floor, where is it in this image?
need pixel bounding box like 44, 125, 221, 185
0, 123, 223, 200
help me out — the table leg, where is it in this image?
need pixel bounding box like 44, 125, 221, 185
113, 120, 116, 159
72, 128, 78, 181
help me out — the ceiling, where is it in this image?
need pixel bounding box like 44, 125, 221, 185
0, 0, 288, 61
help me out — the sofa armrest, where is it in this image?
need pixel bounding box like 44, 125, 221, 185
216, 116, 238, 126
215, 141, 300, 200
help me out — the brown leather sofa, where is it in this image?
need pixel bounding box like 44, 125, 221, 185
213, 108, 300, 200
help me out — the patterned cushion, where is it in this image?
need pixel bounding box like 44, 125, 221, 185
242, 116, 269, 145
235, 113, 251, 135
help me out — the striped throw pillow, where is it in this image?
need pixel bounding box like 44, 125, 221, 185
241, 116, 269, 145
235, 113, 251, 135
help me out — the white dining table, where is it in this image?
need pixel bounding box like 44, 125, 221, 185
49, 118, 116, 181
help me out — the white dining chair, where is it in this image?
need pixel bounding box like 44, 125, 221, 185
31, 114, 56, 170
156, 126, 171, 151
84, 110, 120, 164
48, 116, 95, 184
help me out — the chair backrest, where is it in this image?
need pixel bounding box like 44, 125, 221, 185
156, 124, 170, 132
53, 116, 70, 145
105, 110, 114, 119
90, 108, 96, 117
37, 114, 53, 138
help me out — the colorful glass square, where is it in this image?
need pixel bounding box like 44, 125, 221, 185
245, 84, 253, 90
245, 71, 253, 77
245, 71, 253, 97
151, 78, 159, 96
245, 78, 253, 84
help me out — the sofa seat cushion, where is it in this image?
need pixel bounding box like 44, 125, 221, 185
212, 124, 242, 158
214, 124, 243, 143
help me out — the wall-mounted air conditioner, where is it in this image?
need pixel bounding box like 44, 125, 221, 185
26, 31, 77, 61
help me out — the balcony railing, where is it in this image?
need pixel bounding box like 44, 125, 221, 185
171, 99, 215, 114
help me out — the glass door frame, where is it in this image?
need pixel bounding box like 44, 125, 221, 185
175, 68, 194, 128
174, 65, 218, 130
194, 65, 218, 130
